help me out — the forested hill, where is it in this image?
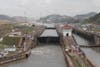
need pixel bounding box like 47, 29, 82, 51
87, 13, 100, 23
37, 14, 75, 23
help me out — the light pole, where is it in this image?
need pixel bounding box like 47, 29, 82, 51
16, 4, 28, 23
24, 11, 27, 23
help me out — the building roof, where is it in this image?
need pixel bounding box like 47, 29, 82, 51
63, 25, 72, 29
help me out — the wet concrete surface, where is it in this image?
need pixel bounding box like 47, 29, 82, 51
0, 44, 67, 67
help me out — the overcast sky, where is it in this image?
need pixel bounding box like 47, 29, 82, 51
0, 0, 100, 19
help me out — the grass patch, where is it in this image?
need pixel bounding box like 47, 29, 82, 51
0, 44, 9, 49
0, 36, 20, 47
22, 27, 34, 33
76, 59, 82, 67
0, 24, 14, 37
92, 29, 100, 32
73, 56, 82, 67
15, 25, 34, 33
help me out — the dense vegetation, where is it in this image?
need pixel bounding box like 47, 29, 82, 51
1, 36, 20, 47
37, 13, 98, 24
87, 13, 100, 23
74, 13, 100, 24
15, 25, 34, 33
37, 14, 75, 23
0, 24, 14, 37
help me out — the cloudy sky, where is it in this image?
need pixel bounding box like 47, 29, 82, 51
0, 0, 100, 19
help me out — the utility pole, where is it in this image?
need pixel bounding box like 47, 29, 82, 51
24, 11, 27, 23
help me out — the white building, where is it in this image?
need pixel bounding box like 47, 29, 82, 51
0, 37, 3, 42
4, 47, 16, 52
63, 29, 72, 37
9, 30, 22, 37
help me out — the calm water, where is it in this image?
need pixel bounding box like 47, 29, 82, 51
0, 28, 67, 67
0, 44, 67, 67
73, 34, 100, 67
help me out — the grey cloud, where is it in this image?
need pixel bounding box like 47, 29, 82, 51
0, 0, 100, 19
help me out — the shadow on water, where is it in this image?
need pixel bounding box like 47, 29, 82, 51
37, 37, 60, 47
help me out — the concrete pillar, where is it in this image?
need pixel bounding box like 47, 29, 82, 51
94, 35, 100, 45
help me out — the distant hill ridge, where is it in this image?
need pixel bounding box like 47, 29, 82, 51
74, 12, 97, 20
0, 15, 34, 23
37, 14, 75, 23
37, 12, 97, 23
0, 12, 99, 24
87, 13, 100, 23
0, 14, 11, 20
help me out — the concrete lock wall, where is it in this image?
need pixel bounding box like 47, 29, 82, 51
72, 29, 94, 42
94, 35, 100, 45
37, 37, 60, 44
